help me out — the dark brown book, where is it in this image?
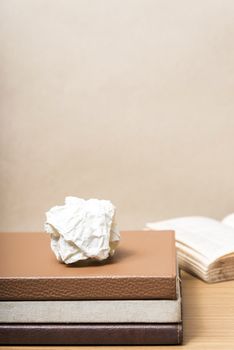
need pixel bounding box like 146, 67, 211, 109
0, 323, 183, 345
0, 230, 177, 300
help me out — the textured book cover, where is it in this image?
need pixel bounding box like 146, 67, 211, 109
0, 230, 177, 300
0, 323, 183, 345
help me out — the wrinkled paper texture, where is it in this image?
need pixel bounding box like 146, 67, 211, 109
45, 197, 120, 264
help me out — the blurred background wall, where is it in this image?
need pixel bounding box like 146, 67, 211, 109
1, 0, 234, 231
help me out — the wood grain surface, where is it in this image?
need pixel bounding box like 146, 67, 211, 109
1, 271, 234, 349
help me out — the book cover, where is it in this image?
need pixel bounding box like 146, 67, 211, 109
0, 323, 183, 345
0, 230, 177, 300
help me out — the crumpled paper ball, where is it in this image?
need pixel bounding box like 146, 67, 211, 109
44, 196, 120, 264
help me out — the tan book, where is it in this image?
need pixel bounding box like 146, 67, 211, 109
0, 230, 177, 300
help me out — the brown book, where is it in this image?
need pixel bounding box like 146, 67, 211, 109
0, 323, 183, 345
0, 230, 176, 300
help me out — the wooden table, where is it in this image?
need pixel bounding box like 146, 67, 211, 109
2, 272, 234, 349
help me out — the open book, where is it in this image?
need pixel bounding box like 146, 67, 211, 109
146, 214, 234, 283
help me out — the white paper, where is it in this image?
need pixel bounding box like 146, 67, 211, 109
45, 196, 120, 264
222, 213, 234, 229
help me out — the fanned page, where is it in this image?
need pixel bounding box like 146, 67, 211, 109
146, 215, 234, 282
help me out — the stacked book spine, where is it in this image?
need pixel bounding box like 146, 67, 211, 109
0, 230, 183, 345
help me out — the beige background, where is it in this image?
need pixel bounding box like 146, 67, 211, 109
0, 0, 234, 232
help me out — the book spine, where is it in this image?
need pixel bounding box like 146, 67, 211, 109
0, 323, 183, 345
0, 277, 176, 300
0, 299, 181, 323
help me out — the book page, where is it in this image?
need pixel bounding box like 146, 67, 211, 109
146, 216, 234, 265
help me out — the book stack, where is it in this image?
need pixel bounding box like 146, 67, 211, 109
0, 230, 183, 345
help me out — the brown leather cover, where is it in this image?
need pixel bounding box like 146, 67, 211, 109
0, 230, 176, 300
0, 323, 183, 345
